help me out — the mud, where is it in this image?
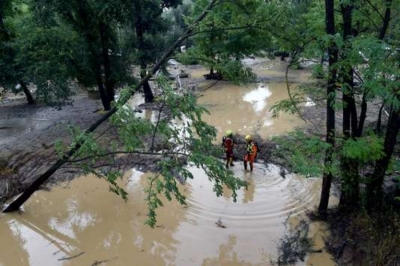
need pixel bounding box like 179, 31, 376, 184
0, 93, 172, 203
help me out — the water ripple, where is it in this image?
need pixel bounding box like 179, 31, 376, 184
183, 164, 320, 232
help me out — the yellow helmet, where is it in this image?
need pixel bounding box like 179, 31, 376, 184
245, 135, 252, 140
226, 130, 233, 136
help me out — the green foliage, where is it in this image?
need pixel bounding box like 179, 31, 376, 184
217, 60, 257, 84
183, 0, 269, 80
1, 0, 182, 108
13, 22, 79, 105
54, 124, 129, 201
270, 90, 304, 118
0, 0, 27, 92
271, 130, 331, 178
340, 134, 385, 163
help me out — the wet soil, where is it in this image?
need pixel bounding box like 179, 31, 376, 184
0, 94, 105, 201
0, 93, 179, 202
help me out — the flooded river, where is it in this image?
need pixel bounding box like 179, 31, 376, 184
0, 59, 336, 266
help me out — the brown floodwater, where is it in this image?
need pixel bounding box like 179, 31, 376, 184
0, 58, 337, 266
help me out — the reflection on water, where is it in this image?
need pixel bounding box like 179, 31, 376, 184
0, 170, 184, 266
172, 164, 322, 266
126, 93, 159, 122
197, 81, 303, 142
243, 84, 272, 112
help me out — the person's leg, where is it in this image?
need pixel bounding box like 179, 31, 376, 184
229, 151, 234, 166
249, 154, 255, 172
243, 155, 248, 170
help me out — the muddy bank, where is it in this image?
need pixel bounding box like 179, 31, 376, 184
0, 93, 185, 203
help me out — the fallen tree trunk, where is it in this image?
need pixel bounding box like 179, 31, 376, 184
3, 0, 218, 213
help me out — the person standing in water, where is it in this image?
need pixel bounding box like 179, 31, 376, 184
244, 135, 258, 172
222, 130, 235, 168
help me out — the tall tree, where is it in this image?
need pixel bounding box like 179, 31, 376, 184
133, 0, 181, 103
0, 0, 35, 104
318, 0, 338, 213
27, 0, 136, 110
269, 0, 400, 212
338, 0, 360, 208
180, 0, 269, 82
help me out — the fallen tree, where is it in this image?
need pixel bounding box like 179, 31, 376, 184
2, 0, 219, 213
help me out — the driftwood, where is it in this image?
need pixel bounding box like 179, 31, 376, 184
58, 252, 85, 261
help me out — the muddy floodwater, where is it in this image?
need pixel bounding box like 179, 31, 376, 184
0, 59, 337, 266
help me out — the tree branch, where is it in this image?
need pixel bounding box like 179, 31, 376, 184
66, 150, 188, 163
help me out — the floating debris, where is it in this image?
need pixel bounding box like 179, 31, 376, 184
215, 218, 227, 228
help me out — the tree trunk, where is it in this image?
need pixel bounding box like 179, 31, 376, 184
2, 0, 219, 213
20, 81, 35, 105
318, 0, 337, 213
357, 92, 367, 137
367, 106, 400, 209
95, 65, 110, 111
375, 101, 385, 135
365, 0, 393, 210
378, 0, 392, 40
141, 73, 154, 103
135, 14, 154, 103
338, 1, 360, 209
100, 22, 115, 110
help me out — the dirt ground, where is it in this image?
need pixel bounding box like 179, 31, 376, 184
0, 88, 197, 198
0, 94, 106, 200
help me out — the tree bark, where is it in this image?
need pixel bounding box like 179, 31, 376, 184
135, 10, 154, 103
338, 1, 361, 209
318, 0, 337, 213
2, 0, 219, 213
100, 22, 115, 110
367, 104, 400, 209
95, 67, 110, 110
20, 81, 35, 105
378, 0, 392, 40
357, 92, 367, 137
365, 0, 394, 210
375, 101, 385, 135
